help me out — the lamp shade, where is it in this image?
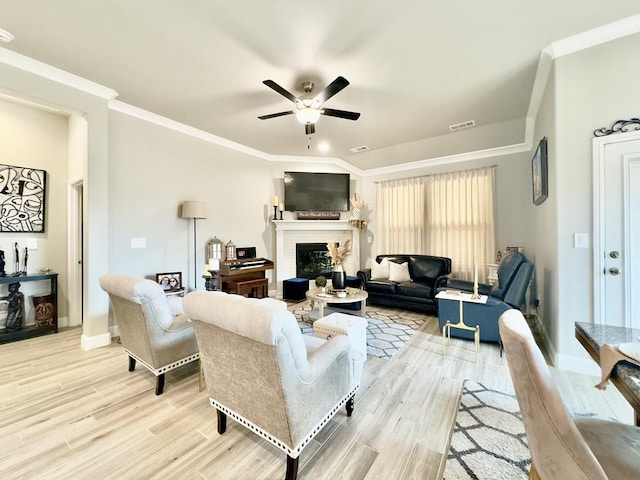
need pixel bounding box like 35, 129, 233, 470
181, 201, 207, 219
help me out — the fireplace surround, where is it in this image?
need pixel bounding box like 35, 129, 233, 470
272, 220, 360, 296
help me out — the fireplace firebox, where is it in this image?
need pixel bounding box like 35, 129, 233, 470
296, 243, 335, 279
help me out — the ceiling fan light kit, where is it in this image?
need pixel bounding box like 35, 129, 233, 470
296, 107, 321, 125
259, 76, 360, 134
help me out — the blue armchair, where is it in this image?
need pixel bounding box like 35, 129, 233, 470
437, 251, 534, 346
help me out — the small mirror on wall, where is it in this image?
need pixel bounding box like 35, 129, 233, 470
532, 137, 548, 205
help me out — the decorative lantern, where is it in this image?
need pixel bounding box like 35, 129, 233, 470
207, 236, 223, 262
225, 240, 237, 261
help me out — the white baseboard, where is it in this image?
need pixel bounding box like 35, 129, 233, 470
81, 332, 111, 350
533, 316, 600, 375
110, 324, 120, 339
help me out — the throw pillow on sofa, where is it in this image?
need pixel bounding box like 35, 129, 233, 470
389, 261, 411, 283
371, 257, 390, 280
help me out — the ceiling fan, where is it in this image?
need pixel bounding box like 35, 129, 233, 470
258, 76, 361, 135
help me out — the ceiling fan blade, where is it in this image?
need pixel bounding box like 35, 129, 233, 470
263, 80, 298, 103
258, 111, 295, 120
321, 108, 361, 121
313, 76, 349, 104
305, 123, 315, 135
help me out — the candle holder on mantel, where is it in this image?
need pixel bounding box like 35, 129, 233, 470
273, 205, 278, 220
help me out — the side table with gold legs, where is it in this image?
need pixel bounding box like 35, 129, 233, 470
436, 291, 488, 361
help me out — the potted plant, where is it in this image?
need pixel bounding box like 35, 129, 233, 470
315, 275, 327, 294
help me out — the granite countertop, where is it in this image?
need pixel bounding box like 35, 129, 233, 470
575, 322, 640, 414
575, 322, 640, 355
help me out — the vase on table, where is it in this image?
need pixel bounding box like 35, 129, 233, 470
331, 265, 346, 291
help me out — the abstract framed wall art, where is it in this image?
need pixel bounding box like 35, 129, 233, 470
0, 164, 47, 232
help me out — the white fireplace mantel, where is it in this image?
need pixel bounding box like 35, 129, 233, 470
272, 220, 360, 293
272, 219, 354, 232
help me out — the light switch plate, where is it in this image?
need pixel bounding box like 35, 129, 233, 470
574, 233, 589, 248
131, 238, 146, 249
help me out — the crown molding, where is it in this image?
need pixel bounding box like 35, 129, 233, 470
0, 46, 118, 100
109, 99, 367, 176
359, 142, 531, 178
544, 13, 640, 59
109, 99, 269, 160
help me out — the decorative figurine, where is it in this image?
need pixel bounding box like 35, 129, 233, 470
0, 249, 5, 277
13, 242, 19, 275
4, 282, 25, 331
23, 247, 28, 274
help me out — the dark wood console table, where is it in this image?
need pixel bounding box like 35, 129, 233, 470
0, 272, 58, 345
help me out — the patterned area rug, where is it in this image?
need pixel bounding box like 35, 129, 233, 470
444, 382, 605, 479
444, 382, 530, 480
288, 300, 427, 359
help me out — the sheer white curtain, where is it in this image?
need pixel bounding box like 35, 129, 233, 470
425, 167, 496, 282
375, 177, 427, 254
375, 166, 495, 281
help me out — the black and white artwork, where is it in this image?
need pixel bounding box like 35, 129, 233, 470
0, 164, 47, 233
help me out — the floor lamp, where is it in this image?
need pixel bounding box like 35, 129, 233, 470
181, 201, 207, 290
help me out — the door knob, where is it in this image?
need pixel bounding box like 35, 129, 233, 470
609, 267, 621, 275
609, 251, 620, 259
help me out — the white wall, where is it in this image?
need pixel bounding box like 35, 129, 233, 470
106, 112, 352, 301
550, 32, 640, 367
108, 111, 275, 289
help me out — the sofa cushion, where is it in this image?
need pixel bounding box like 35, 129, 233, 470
409, 256, 449, 284
371, 257, 390, 280
389, 261, 411, 283
365, 279, 398, 294
396, 281, 433, 299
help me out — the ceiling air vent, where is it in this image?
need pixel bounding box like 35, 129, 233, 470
449, 120, 476, 132
349, 145, 370, 153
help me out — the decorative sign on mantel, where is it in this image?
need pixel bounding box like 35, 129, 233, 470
296, 212, 341, 220
0, 164, 47, 233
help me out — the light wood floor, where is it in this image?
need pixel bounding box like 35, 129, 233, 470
0, 312, 632, 480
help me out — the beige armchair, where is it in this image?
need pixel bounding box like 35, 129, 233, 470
499, 309, 640, 479
99, 274, 199, 395
183, 291, 364, 480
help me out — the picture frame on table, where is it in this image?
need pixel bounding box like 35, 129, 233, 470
236, 247, 257, 259
532, 137, 548, 205
156, 272, 183, 292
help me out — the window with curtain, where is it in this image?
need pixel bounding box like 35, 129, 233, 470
375, 166, 495, 282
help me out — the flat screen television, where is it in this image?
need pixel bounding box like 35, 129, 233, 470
284, 171, 350, 212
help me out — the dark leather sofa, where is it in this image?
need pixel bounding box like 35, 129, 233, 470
357, 255, 452, 314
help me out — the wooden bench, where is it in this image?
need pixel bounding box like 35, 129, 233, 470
235, 278, 268, 298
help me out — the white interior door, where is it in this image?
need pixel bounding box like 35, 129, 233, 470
594, 131, 640, 328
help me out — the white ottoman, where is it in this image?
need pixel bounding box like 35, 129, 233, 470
313, 313, 368, 389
